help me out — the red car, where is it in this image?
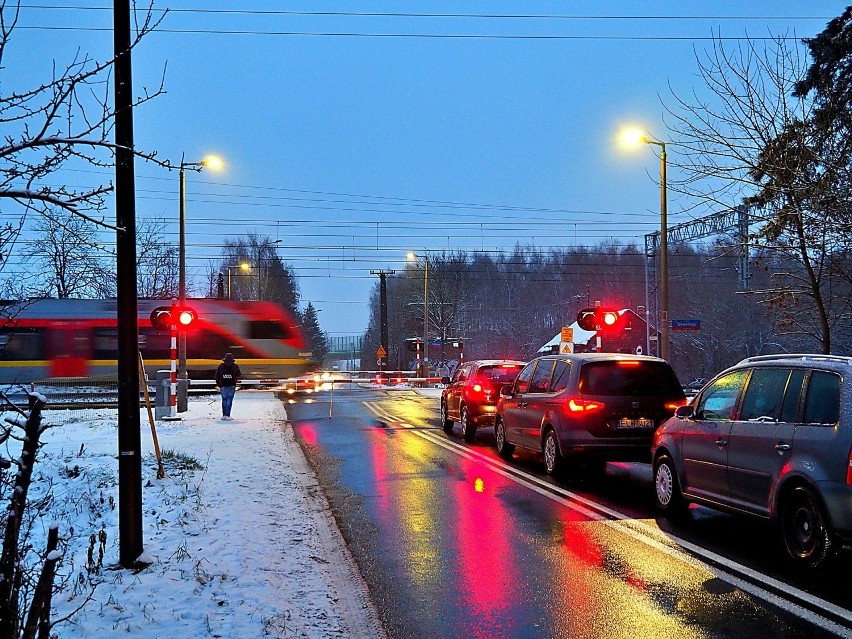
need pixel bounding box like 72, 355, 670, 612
440, 360, 526, 441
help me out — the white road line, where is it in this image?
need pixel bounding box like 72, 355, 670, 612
362, 400, 852, 637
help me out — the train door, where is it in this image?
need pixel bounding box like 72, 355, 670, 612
47, 323, 91, 378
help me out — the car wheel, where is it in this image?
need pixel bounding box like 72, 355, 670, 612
653, 455, 686, 514
543, 429, 563, 476
461, 406, 476, 442
440, 401, 453, 433
495, 418, 514, 459
781, 485, 835, 570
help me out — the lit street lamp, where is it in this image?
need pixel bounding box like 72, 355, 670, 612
226, 262, 251, 300
621, 128, 669, 362
407, 251, 429, 364
177, 154, 223, 412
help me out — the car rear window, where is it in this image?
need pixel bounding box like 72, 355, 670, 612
579, 361, 683, 397
478, 365, 523, 384
803, 371, 840, 425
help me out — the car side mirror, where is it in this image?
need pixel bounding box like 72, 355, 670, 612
675, 404, 695, 419
440, 376, 450, 385
500, 384, 514, 398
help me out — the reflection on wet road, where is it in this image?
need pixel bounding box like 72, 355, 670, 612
286, 386, 851, 639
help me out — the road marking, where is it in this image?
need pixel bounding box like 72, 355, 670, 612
362, 400, 852, 637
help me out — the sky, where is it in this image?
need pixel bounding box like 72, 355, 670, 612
28, 391, 387, 637
6, 1, 850, 335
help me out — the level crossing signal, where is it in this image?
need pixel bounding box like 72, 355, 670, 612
149, 306, 197, 330
576, 307, 622, 333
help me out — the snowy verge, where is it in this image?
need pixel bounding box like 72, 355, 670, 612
25, 391, 385, 638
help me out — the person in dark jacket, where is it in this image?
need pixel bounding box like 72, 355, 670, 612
215, 352, 242, 420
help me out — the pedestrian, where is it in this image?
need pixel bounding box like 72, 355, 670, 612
215, 352, 242, 420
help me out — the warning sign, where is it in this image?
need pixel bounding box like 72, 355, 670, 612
376, 345, 387, 358
560, 326, 574, 354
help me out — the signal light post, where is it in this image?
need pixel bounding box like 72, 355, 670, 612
150, 304, 197, 421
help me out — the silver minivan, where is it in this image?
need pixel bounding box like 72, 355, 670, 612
652, 354, 852, 569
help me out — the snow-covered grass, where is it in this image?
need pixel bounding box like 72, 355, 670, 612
18, 391, 384, 638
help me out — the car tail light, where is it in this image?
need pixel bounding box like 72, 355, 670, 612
847, 447, 852, 486
617, 361, 641, 367
567, 398, 604, 412
665, 399, 687, 412
472, 383, 483, 393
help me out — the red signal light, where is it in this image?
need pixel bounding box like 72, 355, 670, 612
177, 309, 196, 326
602, 311, 619, 326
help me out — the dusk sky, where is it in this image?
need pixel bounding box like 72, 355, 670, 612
9, 1, 848, 335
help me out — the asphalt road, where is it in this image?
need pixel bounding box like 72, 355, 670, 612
284, 385, 852, 639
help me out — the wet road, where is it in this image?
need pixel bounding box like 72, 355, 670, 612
284, 385, 852, 639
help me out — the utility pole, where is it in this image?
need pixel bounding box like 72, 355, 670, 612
371, 270, 394, 371
114, 0, 143, 567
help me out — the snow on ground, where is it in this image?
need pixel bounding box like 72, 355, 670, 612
22, 391, 385, 638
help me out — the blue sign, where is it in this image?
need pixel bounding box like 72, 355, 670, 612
671, 318, 701, 331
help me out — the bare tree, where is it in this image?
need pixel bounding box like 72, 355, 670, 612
0, 0, 169, 229
20, 209, 114, 298
136, 217, 177, 298
664, 33, 848, 353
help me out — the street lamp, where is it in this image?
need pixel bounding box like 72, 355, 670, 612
407, 251, 429, 364
177, 154, 223, 412
621, 128, 669, 362
226, 262, 251, 300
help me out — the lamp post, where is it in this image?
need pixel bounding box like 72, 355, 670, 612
226, 262, 251, 300
407, 252, 429, 365
177, 154, 222, 411
621, 129, 669, 362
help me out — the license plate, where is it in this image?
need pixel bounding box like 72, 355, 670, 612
617, 417, 654, 429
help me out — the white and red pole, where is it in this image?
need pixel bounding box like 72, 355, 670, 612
169, 300, 178, 418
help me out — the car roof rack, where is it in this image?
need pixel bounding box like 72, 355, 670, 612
738, 353, 852, 366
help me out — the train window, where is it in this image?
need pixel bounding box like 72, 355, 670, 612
138, 328, 171, 359
186, 329, 238, 359
93, 328, 118, 359
248, 320, 292, 340
0, 328, 45, 361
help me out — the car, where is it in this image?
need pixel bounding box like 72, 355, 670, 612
495, 353, 685, 475
440, 360, 526, 441
652, 354, 852, 570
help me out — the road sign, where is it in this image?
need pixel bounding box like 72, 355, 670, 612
671, 318, 701, 331
376, 345, 387, 358
561, 326, 573, 342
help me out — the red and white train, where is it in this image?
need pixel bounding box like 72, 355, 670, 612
0, 298, 312, 383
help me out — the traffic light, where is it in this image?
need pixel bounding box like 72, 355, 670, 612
576, 307, 623, 333
149, 306, 197, 330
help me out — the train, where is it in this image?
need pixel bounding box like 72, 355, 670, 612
0, 298, 313, 383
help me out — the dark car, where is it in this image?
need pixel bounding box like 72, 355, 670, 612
495, 353, 685, 475
440, 360, 526, 441
652, 354, 852, 569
